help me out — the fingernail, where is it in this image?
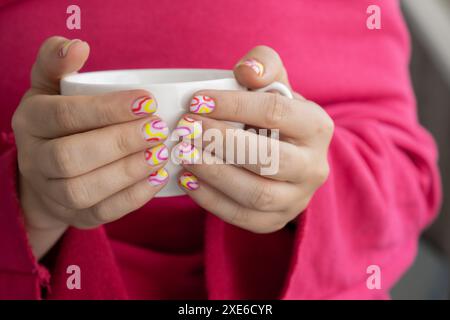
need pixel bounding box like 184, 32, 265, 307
173, 142, 200, 164
190, 95, 215, 114
148, 168, 169, 186
145, 144, 169, 166
132, 96, 157, 115
142, 119, 169, 142
174, 115, 202, 139
240, 58, 264, 77
179, 172, 199, 191
58, 39, 82, 58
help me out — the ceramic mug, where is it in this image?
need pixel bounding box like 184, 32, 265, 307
61, 69, 292, 197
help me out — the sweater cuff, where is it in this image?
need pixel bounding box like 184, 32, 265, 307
0, 131, 50, 299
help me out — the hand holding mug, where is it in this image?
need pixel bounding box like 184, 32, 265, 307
177, 46, 334, 233
13, 37, 170, 258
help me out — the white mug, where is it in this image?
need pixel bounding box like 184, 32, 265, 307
61, 69, 292, 197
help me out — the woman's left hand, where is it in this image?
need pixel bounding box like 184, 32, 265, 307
176, 46, 334, 233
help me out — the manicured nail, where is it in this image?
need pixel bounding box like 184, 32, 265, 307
145, 144, 169, 166
58, 39, 82, 58
240, 58, 264, 77
174, 115, 202, 139
148, 168, 169, 186
132, 96, 157, 115
190, 95, 215, 114
179, 172, 199, 191
142, 119, 169, 142
173, 142, 200, 164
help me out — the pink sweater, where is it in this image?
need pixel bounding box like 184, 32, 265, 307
0, 0, 441, 299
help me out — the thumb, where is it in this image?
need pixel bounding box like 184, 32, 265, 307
31, 36, 90, 94
233, 45, 291, 90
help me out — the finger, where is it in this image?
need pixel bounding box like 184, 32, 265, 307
178, 114, 308, 181
177, 172, 287, 234
233, 45, 290, 89
45, 150, 167, 210
76, 171, 168, 228
182, 152, 301, 212
21, 90, 157, 138
38, 118, 169, 178
30, 36, 90, 95
188, 90, 331, 142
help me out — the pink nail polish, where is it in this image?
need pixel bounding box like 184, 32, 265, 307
131, 96, 157, 115
142, 119, 169, 142
240, 58, 265, 77
148, 168, 169, 186
58, 39, 82, 58
190, 95, 215, 114
179, 172, 199, 191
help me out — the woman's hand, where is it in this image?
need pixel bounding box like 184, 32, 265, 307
177, 46, 334, 233
13, 37, 169, 259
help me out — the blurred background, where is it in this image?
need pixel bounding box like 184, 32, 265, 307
391, 0, 450, 299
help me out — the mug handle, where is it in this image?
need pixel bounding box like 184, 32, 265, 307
254, 81, 294, 99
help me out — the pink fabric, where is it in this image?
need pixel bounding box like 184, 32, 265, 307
0, 0, 441, 299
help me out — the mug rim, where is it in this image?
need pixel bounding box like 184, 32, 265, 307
61, 68, 236, 88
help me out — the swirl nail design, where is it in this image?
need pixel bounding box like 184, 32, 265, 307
132, 96, 157, 115
241, 59, 264, 77
145, 144, 169, 166
179, 172, 199, 191
173, 142, 200, 164
142, 119, 169, 142
174, 115, 202, 139
148, 168, 169, 186
190, 95, 215, 114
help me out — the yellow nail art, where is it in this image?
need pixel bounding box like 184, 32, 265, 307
240, 59, 264, 77
174, 115, 202, 139
179, 172, 199, 191
148, 168, 169, 186
142, 119, 169, 142
132, 96, 157, 115
173, 142, 200, 164
190, 95, 215, 114
145, 144, 169, 166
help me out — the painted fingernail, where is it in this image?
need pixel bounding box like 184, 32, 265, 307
145, 144, 169, 166
131, 96, 157, 115
179, 172, 199, 191
58, 39, 82, 58
142, 119, 169, 142
148, 168, 169, 186
174, 115, 202, 139
190, 95, 215, 114
173, 141, 200, 164
240, 58, 264, 77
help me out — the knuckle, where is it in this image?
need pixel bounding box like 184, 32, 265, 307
231, 93, 247, 119
264, 93, 287, 128
11, 110, 26, 133
48, 142, 77, 177
250, 215, 287, 234
313, 105, 335, 139
60, 178, 92, 210
114, 129, 132, 156
53, 99, 78, 132
90, 204, 114, 225
313, 162, 330, 185
250, 181, 276, 211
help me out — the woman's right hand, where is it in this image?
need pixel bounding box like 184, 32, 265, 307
12, 37, 170, 259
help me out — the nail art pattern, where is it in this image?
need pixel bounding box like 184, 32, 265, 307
145, 144, 169, 166
132, 96, 157, 115
190, 95, 215, 114
174, 115, 202, 139
143, 119, 169, 142
58, 39, 81, 58
173, 142, 200, 164
179, 172, 199, 191
148, 168, 169, 186
241, 59, 264, 77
